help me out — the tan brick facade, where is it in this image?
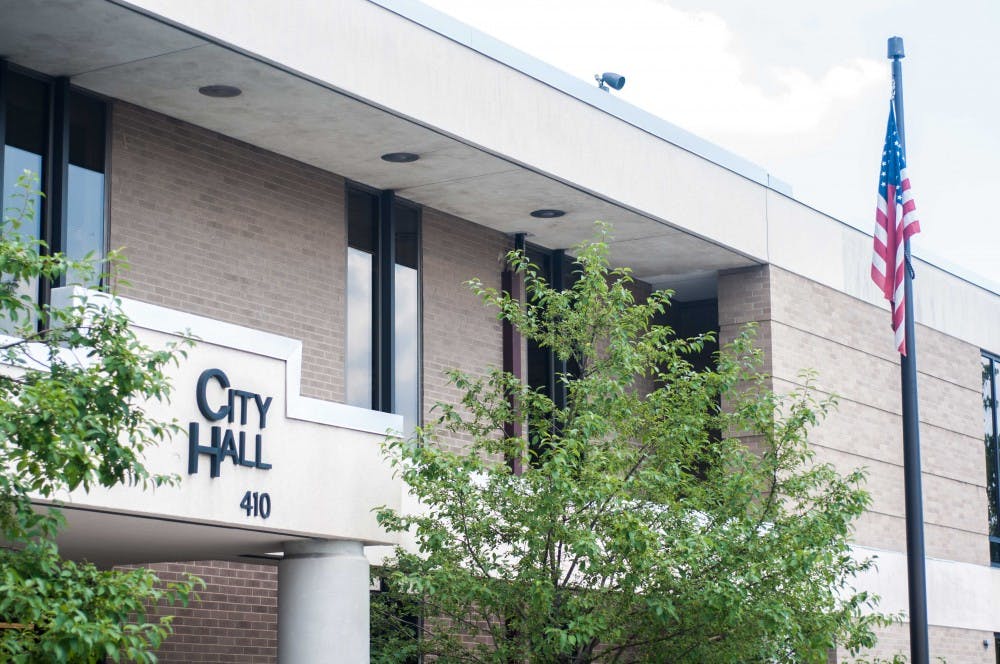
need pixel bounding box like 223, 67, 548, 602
421, 207, 507, 452
109, 101, 347, 402
840, 624, 995, 664
719, 264, 991, 663
765, 266, 987, 565
718, 265, 773, 379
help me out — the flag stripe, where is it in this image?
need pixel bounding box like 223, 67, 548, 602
871, 104, 920, 355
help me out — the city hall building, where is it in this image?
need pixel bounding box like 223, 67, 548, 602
2, 0, 998, 661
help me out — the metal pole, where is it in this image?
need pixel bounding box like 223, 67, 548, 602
888, 34, 930, 664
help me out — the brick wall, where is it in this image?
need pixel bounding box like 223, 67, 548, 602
765, 266, 986, 565
718, 263, 987, 564
718, 264, 991, 662
109, 101, 347, 402
839, 624, 994, 664
421, 208, 507, 453
120, 561, 277, 664
718, 265, 773, 378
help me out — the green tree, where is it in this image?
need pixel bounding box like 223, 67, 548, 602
0, 175, 200, 663
375, 228, 885, 663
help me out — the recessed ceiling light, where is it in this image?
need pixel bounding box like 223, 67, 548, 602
198, 84, 242, 98
381, 152, 420, 163
530, 209, 565, 219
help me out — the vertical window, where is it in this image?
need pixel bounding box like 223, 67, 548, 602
2, 68, 47, 328
524, 247, 554, 406
393, 204, 420, 434
66, 91, 106, 286
522, 246, 579, 463
346, 186, 421, 433
983, 352, 1000, 565
1, 64, 107, 300
346, 189, 377, 410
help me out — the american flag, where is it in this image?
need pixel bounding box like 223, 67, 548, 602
871, 104, 920, 355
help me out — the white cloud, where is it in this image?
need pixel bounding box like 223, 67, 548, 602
420, 0, 886, 138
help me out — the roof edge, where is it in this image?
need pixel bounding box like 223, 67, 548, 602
366, 0, 793, 197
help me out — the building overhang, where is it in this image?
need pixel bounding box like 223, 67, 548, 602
20, 288, 407, 567
0, 0, 780, 298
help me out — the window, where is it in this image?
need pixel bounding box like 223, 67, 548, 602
345, 186, 421, 433
661, 298, 719, 373
518, 244, 580, 464
983, 352, 1000, 565
1, 63, 108, 311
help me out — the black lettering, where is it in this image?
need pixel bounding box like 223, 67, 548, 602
232, 390, 254, 426
254, 434, 272, 470
196, 369, 230, 422
237, 431, 256, 467
255, 394, 273, 429
220, 429, 240, 465
188, 422, 222, 478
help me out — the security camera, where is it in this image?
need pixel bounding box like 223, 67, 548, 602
595, 72, 625, 92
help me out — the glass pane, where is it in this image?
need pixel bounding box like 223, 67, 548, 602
394, 263, 419, 433
3, 145, 42, 237
64, 91, 106, 286
346, 247, 374, 410
394, 204, 418, 270
5, 72, 47, 156
347, 190, 376, 253
69, 91, 105, 173
346, 188, 377, 409
3, 71, 47, 333
2, 146, 43, 333
65, 165, 105, 286
393, 203, 419, 434
4, 70, 46, 240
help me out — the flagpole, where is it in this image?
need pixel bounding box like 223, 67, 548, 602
888, 35, 930, 664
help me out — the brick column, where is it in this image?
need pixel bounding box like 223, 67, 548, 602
717, 265, 772, 378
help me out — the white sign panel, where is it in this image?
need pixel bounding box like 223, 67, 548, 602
51, 289, 403, 547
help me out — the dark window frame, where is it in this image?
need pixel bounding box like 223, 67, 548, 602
345, 181, 423, 428
517, 242, 578, 465
0, 60, 111, 312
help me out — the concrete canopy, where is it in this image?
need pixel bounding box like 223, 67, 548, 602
0, 0, 769, 299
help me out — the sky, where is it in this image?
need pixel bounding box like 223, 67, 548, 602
418, 0, 1000, 287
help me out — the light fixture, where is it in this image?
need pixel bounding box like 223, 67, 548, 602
595, 72, 626, 92
530, 209, 565, 219
381, 152, 420, 163
198, 84, 242, 98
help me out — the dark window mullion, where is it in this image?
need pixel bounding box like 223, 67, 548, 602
43, 77, 70, 302
376, 190, 395, 414
0, 61, 6, 183
551, 249, 566, 411
504, 233, 526, 473
369, 223, 383, 410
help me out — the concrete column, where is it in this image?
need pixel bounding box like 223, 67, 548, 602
278, 539, 369, 663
